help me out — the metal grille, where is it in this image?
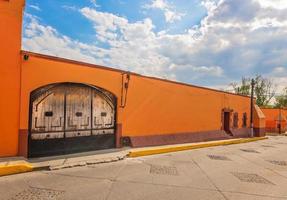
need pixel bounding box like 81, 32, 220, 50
231, 172, 274, 185
9, 187, 64, 200
208, 155, 231, 161
240, 149, 260, 153
150, 165, 178, 176
268, 160, 287, 166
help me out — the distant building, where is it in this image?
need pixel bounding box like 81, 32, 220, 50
0, 0, 265, 158
261, 108, 287, 134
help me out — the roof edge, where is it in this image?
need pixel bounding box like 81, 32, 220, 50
21, 50, 251, 99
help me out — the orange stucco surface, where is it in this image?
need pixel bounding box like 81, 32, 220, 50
261, 108, 287, 133
0, 0, 24, 156
19, 52, 253, 136
0, 0, 265, 157
254, 105, 265, 129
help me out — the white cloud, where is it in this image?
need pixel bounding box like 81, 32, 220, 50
23, 0, 287, 89
29, 5, 41, 11
90, 0, 100, 8
271, 67, 287, 77
144, 0, 185, 23
192, 65, 223, 77
267, 67, 287, 94
147, 0, 169, 9
22, 14, 105, 65
272, 69, 287, 94
256, 0, 287, 10
169, 64, 223, 77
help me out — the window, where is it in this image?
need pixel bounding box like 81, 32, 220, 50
242, 113, 247, 127
233, 112, 238, 128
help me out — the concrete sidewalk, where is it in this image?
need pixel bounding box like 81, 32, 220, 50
0, 136, 267, 176
0, 148, 129, 175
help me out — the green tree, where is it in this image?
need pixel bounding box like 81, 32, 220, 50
230, 77, 251, 96
254, 75, 276, 106
275, 87, 287, 108
231, 75, 276, 106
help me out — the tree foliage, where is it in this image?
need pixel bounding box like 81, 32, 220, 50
231, 75, 276, 107
230, 77, 250, 96
275, 87, 287, 108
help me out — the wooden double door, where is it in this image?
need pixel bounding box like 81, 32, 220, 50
29, 83, 116, 158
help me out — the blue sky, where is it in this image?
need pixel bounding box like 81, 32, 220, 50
25, 0, 206, 37
23, 0, 287, 91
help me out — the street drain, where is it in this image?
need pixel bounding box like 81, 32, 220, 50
150, 165, 178, 176
268, 160, 287, 166
240, 149, 260, 153
9, 187, 65, 200
207, 155, 231, 161
231, 172, 274, 185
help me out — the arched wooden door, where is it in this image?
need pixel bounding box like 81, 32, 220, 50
28, 83, 116, 158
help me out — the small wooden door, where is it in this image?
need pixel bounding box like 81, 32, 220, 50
224, 112, 230, 133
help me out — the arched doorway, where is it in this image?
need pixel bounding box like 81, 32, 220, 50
28, 83, 116, 158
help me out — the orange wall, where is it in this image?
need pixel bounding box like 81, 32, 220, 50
261, 108, 287, 121
0, 0, 24, 156
253, 105, 265, 131
261, 108, 287, 132
0, 0, 262, 157
20, 52, 252, 137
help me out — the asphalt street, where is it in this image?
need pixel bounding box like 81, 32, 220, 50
1, 136, 287, 200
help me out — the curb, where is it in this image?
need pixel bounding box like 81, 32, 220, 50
0, 163, 34, 177
0, 153, 128, 176
49, 154, 126, 170
0, 154, 127, 176
128, 137, 268, 158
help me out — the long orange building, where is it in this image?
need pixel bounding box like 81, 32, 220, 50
0, 0, 265, 158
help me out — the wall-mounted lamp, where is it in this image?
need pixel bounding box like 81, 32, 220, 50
120, 73, 130, 108
23, 54, 29, 61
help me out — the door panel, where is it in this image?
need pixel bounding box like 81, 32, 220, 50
92, 92, 115, 131
31, 87, 65, 139
65, 86, 92, 132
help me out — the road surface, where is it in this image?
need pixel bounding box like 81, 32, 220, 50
1, 136, 287, 200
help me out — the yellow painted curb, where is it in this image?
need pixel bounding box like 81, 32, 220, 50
0, 163, 34, 177
128, 137, 268, 158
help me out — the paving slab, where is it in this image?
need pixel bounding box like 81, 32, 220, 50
106, 181, 225, 200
